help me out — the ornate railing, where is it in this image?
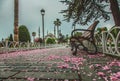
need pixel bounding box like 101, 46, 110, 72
94, 27, 120, 57
0, 41, 65, 54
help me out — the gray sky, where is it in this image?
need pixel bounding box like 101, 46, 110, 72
0, 0, 115, 41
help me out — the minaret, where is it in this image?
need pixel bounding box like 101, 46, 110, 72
47, 30, 48, 35
54, 26, 56, 37
38, 27, 40, 38
14, 0, 19, 42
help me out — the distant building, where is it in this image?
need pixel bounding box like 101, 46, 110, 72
45, 33, 57, 43
45, 33, 56, 39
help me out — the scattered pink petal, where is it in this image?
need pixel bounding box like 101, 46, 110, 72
110, 76, 118, 81
89, 65, 94, 69
27, 77, 35, 81
102, 65, 110, 70
93, 78, 96, 81
97, 72, 105, 77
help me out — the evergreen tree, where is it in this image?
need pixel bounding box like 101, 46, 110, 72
60, 0, 120, 26
19, 25, 31, 42
46, 38, 56, 44
9, 34, 13, 41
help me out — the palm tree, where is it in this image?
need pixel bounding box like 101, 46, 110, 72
32, 32, 36, 42
54, 18, 61, 39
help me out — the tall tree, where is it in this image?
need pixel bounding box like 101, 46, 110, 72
109, 0, 120, 26
54, 18, 61, 38
60, 0, 120, 26
14, 0, 19, 42
19, 25, 31, 42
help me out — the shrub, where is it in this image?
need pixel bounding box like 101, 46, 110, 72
19, 25, 31, 42
46, 38, 56, 44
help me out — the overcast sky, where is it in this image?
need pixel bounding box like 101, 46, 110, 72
0, 0, 115, 41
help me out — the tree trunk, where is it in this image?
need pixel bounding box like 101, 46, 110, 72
109, 0, 120, 26
14, 0, 19, 42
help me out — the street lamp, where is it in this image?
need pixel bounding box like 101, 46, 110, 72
40, 9, 45, 45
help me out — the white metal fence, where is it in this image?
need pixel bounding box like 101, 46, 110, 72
95, 27, 120, 57
0, 41, 66, 54
1, 27, 120, 57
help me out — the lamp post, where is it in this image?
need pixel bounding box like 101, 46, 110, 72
40, 9, 45, 45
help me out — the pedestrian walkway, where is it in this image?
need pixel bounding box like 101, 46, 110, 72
0, 47, 82, 81
0, 46, 120, 81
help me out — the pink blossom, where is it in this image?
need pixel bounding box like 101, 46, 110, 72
103, 77, 109, 81
92, 78, 96, 81
71, 66, 77, 70
109, 61, 119, 66
62, 56, 71, 62
117, 62, 120, 67
95, 64, 101, 67
110, 72, 120, 81
110, 76, 118, 81
27, 77, 35, 81
48, 55, 60, 60
88, 54, 103, 58
116, 72, 120, 78
102, 65, 110, 70
58, 63, 69, 69
97, 72, 105, 77
89, 65, 94, 69
71, 57, 85, 64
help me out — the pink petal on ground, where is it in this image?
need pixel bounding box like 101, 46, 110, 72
115, 72, 120, 78
109, 61, 118, 66
110, 76, 118, 81
27, 77, 35, 81
97, 72, 105, 77
57, 63, 70, 69
89, 65, 94, 69
93, 78, 96, 81
102, 65, 110, 70
95, 64, 101, 67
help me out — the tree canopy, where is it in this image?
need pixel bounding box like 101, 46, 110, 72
19, 25, 31, 42
54, 18, 61, 27
60, 0, 120, 26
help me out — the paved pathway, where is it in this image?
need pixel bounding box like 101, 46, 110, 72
0, 47, 82, 81
0, 46, 120, 81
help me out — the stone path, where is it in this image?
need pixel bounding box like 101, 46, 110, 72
0, 47, 82, 81
0, 46, 120, 81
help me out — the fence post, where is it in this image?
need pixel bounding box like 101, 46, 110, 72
27, 41, 30, 50
102, 31, 107, 54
